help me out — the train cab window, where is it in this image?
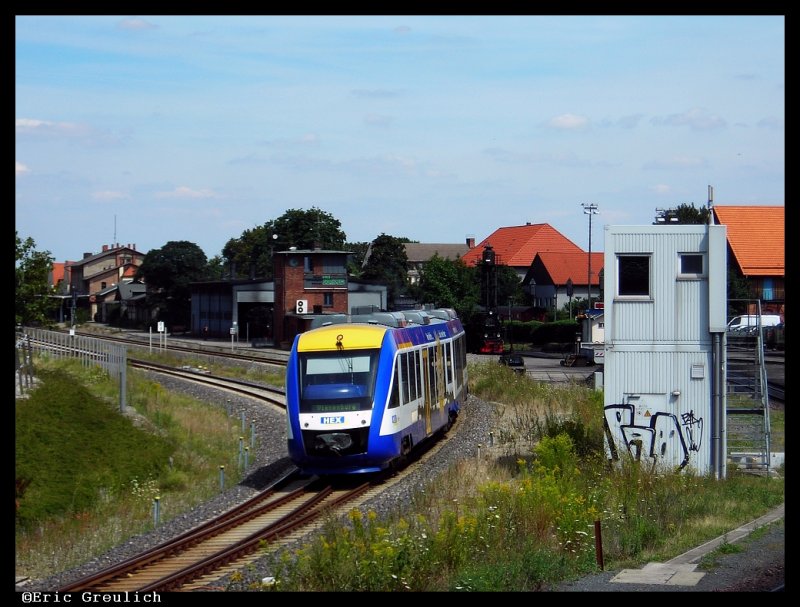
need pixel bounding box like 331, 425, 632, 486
388, 374, 400, 409
299, 350, 379, 413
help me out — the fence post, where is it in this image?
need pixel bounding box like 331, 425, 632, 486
153, 496, 161, 527
594, 520, 604, 570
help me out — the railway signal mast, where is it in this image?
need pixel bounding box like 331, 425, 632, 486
582, 203, 599, 309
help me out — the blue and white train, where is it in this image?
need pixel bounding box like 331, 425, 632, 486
285, 310, 468, 475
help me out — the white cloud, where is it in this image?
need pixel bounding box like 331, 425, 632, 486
117, 17, 158, 31
546, 113, 590, 130
16, 118, 85, 136
16, 117, 122, 147
651, 184, 672, 194
16, 161, 30, 175
652, 108, 727, 131
757, 116, 783, 130
92, 190, 128, 201
258, 133, 320, 148
643, 156, 709, 170
351, 89, 402, 99
156, 186, 217, 199
364, 113, 393, 127
617, 114, 645, 129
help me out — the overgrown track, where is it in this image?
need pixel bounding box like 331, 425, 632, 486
130, 358, 285, 411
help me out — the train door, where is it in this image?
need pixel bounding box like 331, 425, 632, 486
421, 347, 432, 435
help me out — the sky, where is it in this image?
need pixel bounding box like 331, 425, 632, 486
15, 15, 785, 263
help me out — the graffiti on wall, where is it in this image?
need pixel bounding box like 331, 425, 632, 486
604, 403, 704, 471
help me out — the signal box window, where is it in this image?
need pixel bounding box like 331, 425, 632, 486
618, 255, 650, 297
679, 253, 704, 276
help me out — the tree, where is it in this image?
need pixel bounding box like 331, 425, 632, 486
206, 255, 227, 280
654, 203, 711, 225
15, 232, 55, 326
496, 265, 525, 308
361, 234, 411, 309
416, 255, 480, 319
344, 241, 371, 277
135, 241, 209, 327
222, 207, 347, 279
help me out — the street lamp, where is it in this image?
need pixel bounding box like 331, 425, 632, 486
581, 203, 599, 309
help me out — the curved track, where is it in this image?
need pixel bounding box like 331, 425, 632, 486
56, 474, 373, 592
130, 358, 286, 411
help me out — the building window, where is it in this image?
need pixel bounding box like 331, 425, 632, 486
679, 253, 704, 277
323, 292, 333, 307
618, 255, 650, 297
101, 282, 107, 289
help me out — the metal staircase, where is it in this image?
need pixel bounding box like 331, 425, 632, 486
725, 302, 771, 472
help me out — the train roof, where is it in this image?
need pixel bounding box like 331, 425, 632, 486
295, 314, 464, 352
297, 323, 389, 351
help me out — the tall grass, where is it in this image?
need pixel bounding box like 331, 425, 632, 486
247, 362, 784, 592
15, 357, 245, 580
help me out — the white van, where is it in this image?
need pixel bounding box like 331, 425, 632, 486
727, 315, 782, 330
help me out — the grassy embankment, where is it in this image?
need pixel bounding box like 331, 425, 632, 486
15, 354, 281, 580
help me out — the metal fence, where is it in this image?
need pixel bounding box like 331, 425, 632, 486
15, 327, 128, 410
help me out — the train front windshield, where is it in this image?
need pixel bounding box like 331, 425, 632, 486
298, 350, 379, 413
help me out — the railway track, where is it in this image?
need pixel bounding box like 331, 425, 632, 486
56, 473, 375, 593
130, 358, 286, 411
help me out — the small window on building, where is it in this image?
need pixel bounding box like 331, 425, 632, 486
618, 255, 650, 297
101, 282, 107, 289
304, 256, 314, 273
679, 253, 704, 276
323, 292, 333, 307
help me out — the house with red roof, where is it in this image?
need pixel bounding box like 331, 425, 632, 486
712, 205, 784, 318
460, 222, 601, 315
461, 223, 586, 281
52, 243, 146, 323
523, 251, 605, 312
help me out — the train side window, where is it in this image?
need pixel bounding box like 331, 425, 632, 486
444, 341, 453, 384
402, 353, 411, 405
389, 364, 400, 409
415, 349, 423, 402
408, 350, 417, 402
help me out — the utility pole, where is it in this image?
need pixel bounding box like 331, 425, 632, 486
582, 203, 599, 309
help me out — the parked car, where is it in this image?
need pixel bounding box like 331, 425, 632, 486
727, 315, 781, 331
499, 353, 526, 374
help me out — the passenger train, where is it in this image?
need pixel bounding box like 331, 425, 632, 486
285, 310, 468, 475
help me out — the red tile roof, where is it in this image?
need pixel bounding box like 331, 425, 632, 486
713, 205, 784, 276
534, 251, 605, 286
461, 223, 584, 267
50, 262, 66, 285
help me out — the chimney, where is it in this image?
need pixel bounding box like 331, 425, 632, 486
466, 235, 476, 249
83, 252, 92, 259
102, 245, 108, 252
